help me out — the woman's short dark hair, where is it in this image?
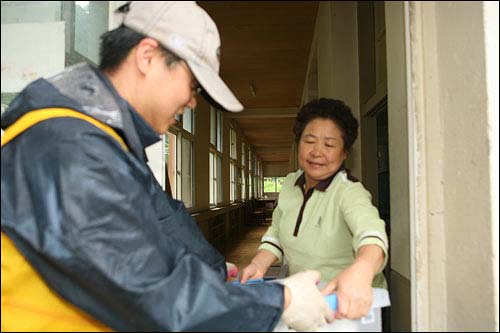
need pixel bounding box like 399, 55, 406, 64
293, 98, 359, 153
99, 25, 181, 72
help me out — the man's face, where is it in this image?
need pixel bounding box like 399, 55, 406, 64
143, 51, 198, 134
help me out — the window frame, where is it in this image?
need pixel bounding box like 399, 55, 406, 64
209, 107, 223, 206
264, 176, 285, 195
229, 126, 237, 202
164, 109, 196, 209
62, 1, 109, 67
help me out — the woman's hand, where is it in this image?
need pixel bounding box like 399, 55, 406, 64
240, 262, 266, 283
320, 261, 374, 319
320, 245, 384, 319
239, 249, 278, 283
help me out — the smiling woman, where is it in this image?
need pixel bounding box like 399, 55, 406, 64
241, 98, 389, 321
298, 118, 348, 192
294, 99, 358, 191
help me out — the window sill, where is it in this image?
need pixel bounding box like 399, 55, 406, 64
191, 202, 244, 223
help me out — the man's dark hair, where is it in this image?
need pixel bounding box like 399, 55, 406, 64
293, 98, 359, 153
99, 2, 181, 71
99, 25, 181, 72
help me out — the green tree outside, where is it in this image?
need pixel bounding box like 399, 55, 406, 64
264, 177, 285, 193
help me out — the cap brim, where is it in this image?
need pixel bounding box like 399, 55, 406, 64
187, 61, 244, 112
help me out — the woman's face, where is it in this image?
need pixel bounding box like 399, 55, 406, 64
298, 117, 347, 188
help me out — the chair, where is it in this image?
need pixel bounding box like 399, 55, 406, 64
247, 199, 266, 225
263, 201, 275, 224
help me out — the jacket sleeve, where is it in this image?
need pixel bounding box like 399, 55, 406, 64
3, 120, 284, 332
153, 184, 227, 281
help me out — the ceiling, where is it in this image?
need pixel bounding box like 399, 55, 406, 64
199, 1, 319, 166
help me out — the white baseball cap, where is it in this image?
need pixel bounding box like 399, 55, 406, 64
118, 1, 243, 112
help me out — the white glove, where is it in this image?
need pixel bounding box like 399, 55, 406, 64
280, 270, 334, 332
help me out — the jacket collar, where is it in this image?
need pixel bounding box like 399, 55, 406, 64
93, 66, 160, 154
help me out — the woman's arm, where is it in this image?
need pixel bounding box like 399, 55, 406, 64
321, 244, 384, 319
240, 249, 279, 283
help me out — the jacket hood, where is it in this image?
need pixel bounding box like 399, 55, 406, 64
1, 63, 160, 158
2, 64, 125, 130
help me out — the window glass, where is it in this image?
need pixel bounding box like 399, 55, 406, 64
230, 127, 237, 159
183, 107, 194, 133
216, 110, 222, 152
241, 168, 246, 200
74, 1, 108, 64
209, 152, 222, 205
264, 177, 285, 193
209, 152, 215, 205
241, 142, 245, 166
210, 107, 216, 145
229, 127, 238, 202
230, 161, 236, 202
166, 111, 194, 207
249, 174, 254, 199
176, 134, 182, 199
181, 137, 193, 207
249, 150, 252, 171
164, 132, 177, 195
217, 155, 222, 203
208, 108, 223, 205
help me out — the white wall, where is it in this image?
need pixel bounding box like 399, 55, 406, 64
1, 2, 65, 94
407, 1, 498, 330
435, 2, 497, 330
484, 2, 499, 330
1, 22, 65, 93
315, 1, 362, 179
385, 3, 412, 331
385, 2, 411, 281
1, 1, 62, 24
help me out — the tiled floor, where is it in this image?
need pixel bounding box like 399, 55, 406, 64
221, 225, 268, 271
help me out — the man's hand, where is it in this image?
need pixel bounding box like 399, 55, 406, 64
280, 270, 334, 331
225, 262, 238, 281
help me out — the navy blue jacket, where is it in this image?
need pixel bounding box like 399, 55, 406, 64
1, 63, 283, 331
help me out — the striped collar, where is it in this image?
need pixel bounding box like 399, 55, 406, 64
294, 167, 344, 193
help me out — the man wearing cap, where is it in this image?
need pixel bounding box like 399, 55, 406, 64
1, 2, 333, 331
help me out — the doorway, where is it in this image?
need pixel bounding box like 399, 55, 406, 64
363, 97, 391, 331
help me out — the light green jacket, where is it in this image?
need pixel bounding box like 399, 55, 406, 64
259, 170, 388, 288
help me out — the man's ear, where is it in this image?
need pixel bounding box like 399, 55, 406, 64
135, 37, 160, 75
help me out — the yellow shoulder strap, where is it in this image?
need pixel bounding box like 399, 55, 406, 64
1, 108, 128, 151
1, 232, 112, 331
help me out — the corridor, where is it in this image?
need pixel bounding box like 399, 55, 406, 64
221, 225, 268, 272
